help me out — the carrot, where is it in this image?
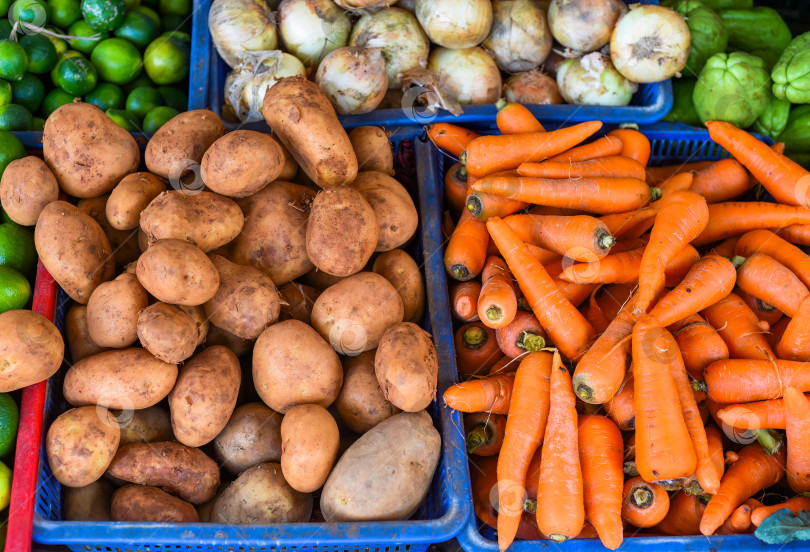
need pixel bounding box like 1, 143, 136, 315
455, 322, 503, 377
751, 496, 810, 526
690, 158, 754, 203
584, 286, 611, 334
504, 214, 615, 262
770, 315, 790, 348
784, 386, 810, 493
487, 355, 516, 376
524, 243, 560, 265
622, 478, 670, 528
737, 289, 783, 326
497, 352, 553, 550
442, 210, 455, 240
487, 217, 596, 360
599, 205, 658, 239
517, 156, 646, 181
736, 253, 809, 317
451, 281, 482, 322
609, 129, 651, 167
735, 229, 810, 290
706, 425, 726, 481
444, 373, 514, 414
590, 282, 636, 321
693, 202, 810, 246
706, 120, 810, 207
444, 163, 469, 214
495, 310, 548, 359
547, 135, 623, 163
578, 414, 624, 550
606, 373, 635, 430
777, 295, 810, 361
701, 293, 775, 361
559, 244, 699, 285
715, 503, 753, 534
542, 258, 599, 308
710, 236, 740, 258
478, 256, 518, 329
776, 224, 810, 246
465, 412, 507, 456
654, 172, 694, 198
428, 123, 480, 157
524, 447, 543, 502
699, 442, 786, 535
717, 397, 793, 430
445, 209, 489, 281
645, 161, 716, 185
669, 314, 729, 380
704, 358, 810, 403
495, 99, 545, 134
466, 191, 529, 221
536, 351, 584, 542
654, 492, 707, 535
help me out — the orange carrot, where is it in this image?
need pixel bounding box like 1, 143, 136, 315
609, 129, 651, 167
776, 224, 810, 246
600, 205, 659, 239
622, 478, 670, 528
495, 310, 548, 358
690, 158, 754, 203
524, 243, 561, 265
466, 191, 529, 221
606, 374, 635, 431
547, 135, 623, 163
560, 244, 699, 285
654, 172, 694, 197
488, 355, 516, 376
525, 447, 543, 501
444, 163, 469, 214
451, 281, 482, 322
517, 156, 646, 180
701, 293, 775, 361
711, 236, 740, 258
751, 496, 810, 526
704, 358, 810, 403
717, 397, 793, 430
455, 322, 503, 377
654, 492, 707, 535
584, 286, 611, 334
778, 296, 810, 361
445, 209, 489, 281
736, 253, 809, 317
478, 256, 518, 329
495, 100, 545, 134
784, 386, 810, 493
444, 373, 514, 414
735, 229, 810, 290
737, 289, 783, 326
693, 202, 810, 246
543, 259, 599, 308
669, 314, 729, 380
504, 214, 616, 261
443, 210, 455, 240
428, 123, 480, 157
715, 503, 754, 534
770, 315, 791, 348
465, 412, 507, 456
706, 425, 726, 482
645, 161, 716, 185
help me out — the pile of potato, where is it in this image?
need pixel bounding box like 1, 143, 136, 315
15, 77, 443, 524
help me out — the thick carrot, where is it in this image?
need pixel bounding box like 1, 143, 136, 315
736, 253, 809, 317
622, 478, 670, 528
444, 163, 469, 214
517, 156, 645, 180
693, 202, 810, 246
711, 236, 740, 258
497, 352, 553, 550
690, 158, 754, 203
784, 386, 810, 493
465, 412, 507, 456
536, 351, 584, 542
669, 314, 729, 380
504, 214, 615, 261
547, 135, 623, 163
443, 373, 514, 414
654, 492, 707, 536
495, 310, 548, 359
645, 161, 716, 185
701, 293, 775, 361
428, 123, 480, 157
606, 374, 635, 430
487, 217, 596, 360
451, 281, 482, 322
578, 415, 624, 550
445, 209, 489, 281
495, 100, 544, 134
751, 496, 810, 526
704, 358, 810, 403
559, 244, 699, 285
706, 425, 726, 482
737, 289, 783, 326
609, 129, 651, 166
776, 224, 810, 246
735, 229, 810, 290
466, 191, 529, 221
455, 322, 503, 377
478, 256, 518, 329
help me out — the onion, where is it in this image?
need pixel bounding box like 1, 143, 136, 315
610, 5, 691, 83
483, 0, 552, 73
315, 47, 388, 114
209, 0, 278, 68
556, 52, 637, 106
349, 8, 429, 88
547, 0, 625, 53
415, 0, 492, 49
395, 0, 414, 10
503, 71, 562, 104
427, 47, 501, 105
277, 0, 351, 67
225, 51, 307, 122
333, 0, 395, 10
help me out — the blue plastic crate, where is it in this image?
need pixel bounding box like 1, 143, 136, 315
30, 128, 471, 552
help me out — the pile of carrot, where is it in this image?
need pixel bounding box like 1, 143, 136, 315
433, 103, 810, 551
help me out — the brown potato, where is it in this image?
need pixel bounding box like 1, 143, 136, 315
231, 181, 315, 285
201, 130, 284, 197
306, 186, 378, 277
205, 324, 254, 357
214, 403, 283, 475
136, 239, 220, 305
278, 282, 319, 324
118, 406, 174, 445
253, 319, 342, 413
63, 348, 178, 410
311, 272, 404, 354
204, 254, 281, 340
275, 138, 299, 181
337, 351, 400, 433
350, 171, 417, 252
281, 404, 339, 492
107, 441, 220, 503
43, 102, 139, 198
64, 479, 114, 521
144, 109, 225, 180
76, 195, 141, 270
263, 77, 358, 188
46, 406, 120, 487
106, 172, 167, 231
35, 201, 115, 304
196, 482, 228, 522
137, 302, 202, 363
112, 485, 199, 522
179, 303, 209, 344
0, 156, 59, 226
65, 305, 107, 362
0, 310, 63, 392
348, 126, 394, 175
85, 273, 148, 348
375, 322, 438, 412
373, 250, 425, 323
299, 266, 346, 291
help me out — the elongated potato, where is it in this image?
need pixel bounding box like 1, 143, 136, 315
64, 479, 114, 521
373, 250, 425, 323
118, 406, 174, 445
351, 171, 417, 252
375, 322, 438, 412
337, 351, 400, 433
65, 305, 107, 362
76, 195, 141, 270
46, 406, 120, 487
106, 172, 167, 231
85, 273, 148, 348
136, 239, 220, 306
137, 302, 202, 363
144, 109, 225, 180
214, 403, 283, 475
263, 76, 358, 188
0, 309, 64, 392
201, 130, 284, 197
281, 404, 339, 493
349, 126, 394, 175
0, 156, 59, 226
112, 485, 199, 522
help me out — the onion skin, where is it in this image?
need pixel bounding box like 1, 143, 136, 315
208, 0, 278, 68
315, 47, 388, 115
556, 53, 637, 106
547, 0, 625, 53
415, 0, 493, 49
503, 71, 563, 105
427, 47, 502, 105
334, 0, 395, 9
483, 0, 552, 73
277, 0, 351, 67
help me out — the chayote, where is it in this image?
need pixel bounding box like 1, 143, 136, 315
778, 105, 810, 154
699, 0, 751, 9
772, 32, 810, 104
719, 7, 792, 56
752, 94, 790, 139
665, 0, 728, 77
664, 78, 702, 126
693, 51, 771, 127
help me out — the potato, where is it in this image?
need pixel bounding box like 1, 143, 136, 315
0, 156, 59, 226
196, 483, 228, 522
320, 411, 440, 522
63, 348, 178, 410
350, 171, 417, 252
35, 201, 115, 304
306, 187, 378, 276
180, 303, 210, 344
253, 319, 342, 413
169, 346, 241, 447
204, 254, 281, 340
64, 479, 113, 521
144, 109, 225, 180
85, 273, 148, 348
280, 404, 339, 493
43, 102, 139, 198
311, 272, 404, 354
337, 351, 400, 433
375, 322, 438, 412
278, 282, 319, 324
205, 323, 254, 357
112, 485, 199, 522
118, 405, 174, 445
76, 195, 141, 269
107, 441, 220, 503
275, 138, 299, 181
139, 191, 244, 252
46, 406, 120, 487
65, 305, 107, 362
106, 172, 167, 231
373, 250, 425, 323
137, 302, 202, 363
211, 462, 312, 524
214, 403, 282, 475
136, 239, 220, 305
349, 126, 394, 175
201, 130, 284, 197
0, 310, 63, 392
299, 266, 346, 291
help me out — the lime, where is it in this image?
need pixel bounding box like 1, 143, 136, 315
50, 48, 82, 84
85, 81, 122, 109
0, 0, 11, 15
43, 26, 67, 54
143, 35, 187, 85
0, 104, 32, 130
19, 34, 56, 74
161, 30, 188, 42
125, 85, 161, 118
132, 5, 157, 25
0, 81, 9, 106
105, 107, 139, 130
0, 267, 30, 314
0, 394, 19, 458
114, 10, 158, 50
67, 20, 106, 54
11, 0, 50, 26
0, 19, 11, 40
123, 0, 137, 8
0, 132, 24, 180
55, 55, 96, 95
0, 222, 36, 275
156, 84, 184, 111
0, 41, 28, 81
142, 104, 175, 132
158, 0, 189, 16
91, 37, 142, 84
80, 0, 125, 31
41, 86, 73, 115
48, 0, 80, 27
0, 461, 10, 511
121, 72, 151, 93
31, 115, 43, 129
159, 13, 189, 34
11, 72, 44, 112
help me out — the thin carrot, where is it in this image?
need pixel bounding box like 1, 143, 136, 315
735, 229, 810, 290
495, 99, 545, 134
710, 236, 740, 258
606, 373, 635, 431
445, 209, 489, 281
428, 123, 480, 157
690, 158, 754, 203
517, 156, 645, 180
777, 296, 810, 361
701, 293, 775, 361
645, 161, 716, 185
737, 289, 783, 326
590, 282, 636, 323
504, 214, 615, 261
669, 314, 729, 380
455, 322, 503, 377
716, 397, 795, 430
443, 373, 514, 414
704, 358, 810, 403
736, 253, 809, 317
751, 496, 810, 526
693, 202, 810, 246
487, 356, 515, 376
451, 281, 482, 322
465, 412, 507, 456
608, 129, 651, 167
784, 386, 810, 493
706, 425, 726, 482
478, 256, 518, 329
547, 135, 623, 163
622, 478, 670, 528
654, 172, 694, 197
776, 224, 810, 246
584, 286, 611, 334
466, 191, 529, 221
654, 492, 707, 535
444, 163, 468, 214
495, 310, 548, 358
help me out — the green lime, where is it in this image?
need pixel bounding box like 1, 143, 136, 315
159, 13, 188, 34
85, 81, 122, 109
0, 461, 11, 511
114, 10, 158, 50
0, 104, 32, 130
67, 19, 106, 54
55, 54, 96, 95
0, 394, 19, 458
0, 19, 11, 40
0, 266, 31, 312
156, 84, 184, 111
91, 37, 142, 83
0, 81, 10, 106
31, 115, 43, 129
11, 0, 50, 26
121, 71, 151, 92
132, 5, 157, 25
143, 35, 186, 85
0, 41, 28, 81
0, 132, 24, 180
11, 72, 44, 112
0, 0, 11, 15
80, 0, 125, 31
142, 104, 175, 132
158, 0, 188, 16
42, 26, 67, 54
125, 85, 161, 118
48, 0, 80, 27
0, 222, 36, 275
105, 107, 139, 130
19, 34, 56, 74
50, 48, 82, 84
123, 0, 137, 8
41, 86, 73, 115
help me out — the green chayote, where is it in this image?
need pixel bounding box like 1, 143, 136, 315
665, 0, 728, 77
772, 32, 810, 104
778, 105, 810, 153
719, 7, 792, 55
664, 78, 702, 126
752, 94, 790, 139
693, 51, 771, 127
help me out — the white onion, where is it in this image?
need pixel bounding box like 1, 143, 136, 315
556, 52, 637, 106
395, 0, 414, 10
225, 51, 307, 122
333, 0, 396, 10
209, 0, 278, 68
610, 5, 691, 83
277, 0, 351, 67
415, 0, 492, 49
483, 0, 552, 73
427, 47, 501, 105
547, 0, 625, 53
349, 8, 429, 88
503, 71, 562, 104
315, 47, 388, 114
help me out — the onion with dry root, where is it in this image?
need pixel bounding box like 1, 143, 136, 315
208, 0, 278, 67
316, 47, 388, 114
414, 0, 493, 49
483, 0, 552, 73
556, 52, 637, 106
427, 47, 501, 105
224, 51, 306, 122
503, 70, 562, 104
547, 0, 626, 53
277, 0, 351, 67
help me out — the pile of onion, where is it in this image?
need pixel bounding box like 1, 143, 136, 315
556, 52, 637, 106
427, 47, 501, 105
415, 0, 492, 49
209, 0, 278, 67
315, 47, 389, 114
483, 0, 552, 73
277, 0, 351, 67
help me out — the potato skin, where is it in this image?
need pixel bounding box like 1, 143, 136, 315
375, 322, 438, 412
136, 239, 220, 306
373, 250, 425, 323
0, 310, 64, 392
63, 348, 178, 410
351, 171, 417, 252
321, 411, 440, 522
65, 305, 107, 363
214, 403, 283, 475
64, 479, 114, 521
299, 266, 345, 292
205, 324, 254, 357
0, 156, 59, 226
107, 441, 220, 504
76, 195, 141, 270
137, 302, 201, 363
118, 406, 174, 445
112, 485, 199, 522
311, 272, 404, 354
349, 127, 394, 175
43, 102, 139, 198
106, 172, 167, 231
275, 138, 299, 181
253, 319, 342, 413
35, 201, 115, 304
85, 273, 148, 348
201, 130, 284, 197
280, 404, 339, 493
144, 109, 225, 180
278, 282, 319, 324
263, 77, 358, 188
306, 186, 378, 277
337, 351, 400, 433
46, 406, 120, 488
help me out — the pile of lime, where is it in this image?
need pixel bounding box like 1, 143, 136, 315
0, 0, 190, 132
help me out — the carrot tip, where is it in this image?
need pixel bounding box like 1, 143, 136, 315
495, 98, 507, 111
691, 379, 707, 393
549, 534, 570, 543
650, 187, 662, 201
731, 255, 746, 269
574, 381, 594, 402
598, 232, 616, 251
466, 425, 491, 454
754, 429, 783, 456
523, 498, 536, 514
460, 151, 467, 165
624, 461, 639, 477
450, 264, 471, 281
485, 306, 503, 322
630, 486, 654, 509
462, 326, 488, 348
466, 195, 484, 219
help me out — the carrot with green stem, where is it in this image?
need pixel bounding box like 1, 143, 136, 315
777, 296, 810, 361
504, 214, 616, 261
609, 129, 651, 166
547, 135, 623, 163
478, 256, 518, 329
517, 156, 646, 180
735, 253, 809, 317
693, 202, 810, 246
451, 281, 482, 322
495, 99, 545, 134
622, 478, 670, 528
465, 412, 507, 456
751, 496, 810, 526
444, 163, 469, 214
690, 158, 754, 203
466, 191, 529, 221
455, 322, 503, 377
645, 161, 716, 185
784, 386, 810, 493
737, 290, 783, 326
669, 314, 729, 381
704, 358, 810, 403
495, 310, 547, 358
606, 373, 635, 430
443, 373, 514, 414
701, 293, 775, 361
428, 123, 481, 157
445, 209, 489, 281
654, 492, 707, 535
560, 243, 700, 286
735, 229, 810, 290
